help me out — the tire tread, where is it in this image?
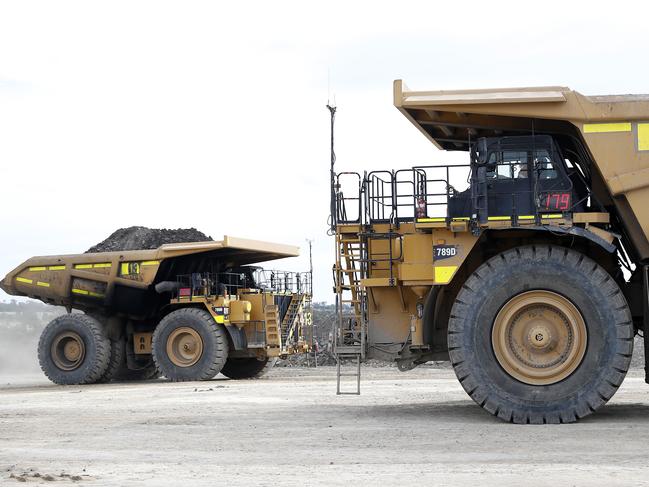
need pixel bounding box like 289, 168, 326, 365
448, 244, 633, 424
38, 314, 110, 385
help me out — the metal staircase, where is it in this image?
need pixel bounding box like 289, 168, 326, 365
280, 293, 307, 352
333, 230, 367, 394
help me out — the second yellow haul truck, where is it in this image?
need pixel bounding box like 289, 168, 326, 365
331, 81, 649, 423
1, 236, 312, 384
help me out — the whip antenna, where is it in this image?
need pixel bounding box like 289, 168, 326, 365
327, 103, 337, 233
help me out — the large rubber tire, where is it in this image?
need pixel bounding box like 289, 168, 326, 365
448, 245, 633, 424
114, 348, 160, 382
97, 338, 160, 382
220, 357, 277, 379
152, 308, 229, 381
38, 314, 111, 385
97, 338, 124, 383
115, 360, 160, 381
113, 334, 160, 381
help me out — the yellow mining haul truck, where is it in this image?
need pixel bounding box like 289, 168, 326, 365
331, 81, 649, 422
0, 236, 312, 384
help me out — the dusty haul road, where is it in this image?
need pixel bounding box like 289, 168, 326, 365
2, 367, 649, 486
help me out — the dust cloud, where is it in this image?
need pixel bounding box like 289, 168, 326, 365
0, 301, 65, 378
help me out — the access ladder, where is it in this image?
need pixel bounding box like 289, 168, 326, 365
333, 229, 367, 394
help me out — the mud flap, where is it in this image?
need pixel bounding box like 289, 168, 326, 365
225, 325, 247, 351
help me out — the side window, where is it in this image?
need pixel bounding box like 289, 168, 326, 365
486, 151, 528, 179
535, 149, 558, 179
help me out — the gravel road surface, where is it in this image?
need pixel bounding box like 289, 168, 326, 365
2, 367, 649, 486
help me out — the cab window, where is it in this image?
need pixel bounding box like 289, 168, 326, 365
486, 151, 529, 179
535, 149, 558, 179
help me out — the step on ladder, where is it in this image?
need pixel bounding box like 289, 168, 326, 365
264, 305, 281, 349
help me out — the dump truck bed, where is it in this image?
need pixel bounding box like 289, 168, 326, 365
0, 236, 299, 309
394, 80, 649, 259
394, 80, 649, 151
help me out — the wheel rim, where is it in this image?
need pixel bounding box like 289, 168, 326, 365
166, 327, 203, 367
492, 290, 587, 385
51, 331, 86, 371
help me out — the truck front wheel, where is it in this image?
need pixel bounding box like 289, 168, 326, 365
38, 314, 111, 385
448, 245, 633, 424
152, 308, 228, 381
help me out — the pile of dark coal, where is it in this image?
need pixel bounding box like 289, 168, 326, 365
86, 226, 213, 253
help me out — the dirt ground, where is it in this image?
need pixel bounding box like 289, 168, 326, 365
2, 367, 649, 486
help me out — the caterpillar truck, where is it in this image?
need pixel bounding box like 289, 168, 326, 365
331, 80, 649, 423
0, 236, 312, 384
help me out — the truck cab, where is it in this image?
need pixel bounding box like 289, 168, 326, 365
448, 135, 583, 221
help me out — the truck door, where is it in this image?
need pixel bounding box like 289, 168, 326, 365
533, 147, 574, 213
485, 149, 535, 217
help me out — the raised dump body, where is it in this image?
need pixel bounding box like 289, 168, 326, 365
394, 80, 649, 259
1, 236, 312, 384
331, 81, 649, 422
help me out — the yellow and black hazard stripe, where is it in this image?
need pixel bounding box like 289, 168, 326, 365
71, 288, 105, 298
74, 263, 111, 270
15, 276, 51, 288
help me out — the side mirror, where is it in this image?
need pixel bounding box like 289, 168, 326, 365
471, 139, 491, 166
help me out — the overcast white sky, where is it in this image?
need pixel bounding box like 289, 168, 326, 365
1, 0, 649, 303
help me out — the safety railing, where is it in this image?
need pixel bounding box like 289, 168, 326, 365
366, 171, 395, 222
335, 172, 362, 224
410, 165, 471, 220
172, 272, 222, 299
172, 270, 312, 299
253, 269, 312, 295
333, 163, 578, 225
333, 164, 471, 226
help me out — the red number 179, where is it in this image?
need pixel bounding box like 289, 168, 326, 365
544, 193, 570, 210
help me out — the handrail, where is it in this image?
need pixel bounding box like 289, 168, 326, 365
333, 160, 573, 228
335, 172, 362, 224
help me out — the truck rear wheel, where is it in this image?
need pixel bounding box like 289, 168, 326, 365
448, 245, 633, 424
97, 338, 124, 383
152, 308, 228, 381
116, 361, 160, 381
98, 337, 160, 382
113, 335, 160, 381
38, 314, 111, 385
220, 357, 277, 379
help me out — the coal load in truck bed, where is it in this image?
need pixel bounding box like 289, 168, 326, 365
86, 226, 213, 253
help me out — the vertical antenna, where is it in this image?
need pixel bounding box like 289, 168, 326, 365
327, 68, 331, 105
306, 237, 315, 366
327, 103, 337, 233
